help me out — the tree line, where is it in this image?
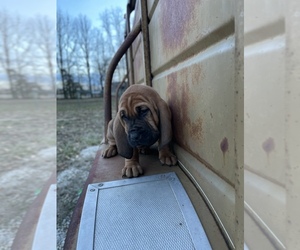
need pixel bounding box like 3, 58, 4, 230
0, 9, 55, 98
57, 7, 126, 99
0, 7, 126, 99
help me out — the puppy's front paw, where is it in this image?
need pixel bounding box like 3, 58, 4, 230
122, 162, 143, 178
159, 150, 177, 166
102, 145, 117, 158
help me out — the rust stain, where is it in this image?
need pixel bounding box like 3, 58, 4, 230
161, 0, 196, 50
220, 137, 229, 153
262, 137, 275, 153
220, 137, 228, 166
262, 137, 275, 164
190, 117, 203, 140
167, 72, 203, 150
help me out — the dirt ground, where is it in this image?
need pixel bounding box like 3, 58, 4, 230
0, 99, 56, 249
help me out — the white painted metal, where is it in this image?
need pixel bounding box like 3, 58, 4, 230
32, 184, 56, 250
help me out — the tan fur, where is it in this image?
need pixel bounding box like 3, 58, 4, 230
102, 85, 177, 178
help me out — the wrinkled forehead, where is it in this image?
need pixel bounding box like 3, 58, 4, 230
119, 94, 156, 117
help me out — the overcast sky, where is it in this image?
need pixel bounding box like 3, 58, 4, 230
1, 0, 56, 19
58, 0, 128, 27
1, 0, 128, 22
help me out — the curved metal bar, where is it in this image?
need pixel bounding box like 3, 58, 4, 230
104, 20, 142, 142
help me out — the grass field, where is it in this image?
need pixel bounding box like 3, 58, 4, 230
57, 97, 116, 249
0, 99, 56, 173
57, 98, 105, 172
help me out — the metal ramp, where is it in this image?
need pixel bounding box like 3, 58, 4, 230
77, 172, 211, 250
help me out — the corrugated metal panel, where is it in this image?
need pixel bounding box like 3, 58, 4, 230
130, 0, 243, 249
244, 0, 287, 248
131, 1, 144, 85
285, 1, 300, 249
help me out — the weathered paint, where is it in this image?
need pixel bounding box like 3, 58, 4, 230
133, 41, 144, 84
166, 71, 203, 147
149, 0, 234, 74
161, 0, 196, 50
130, 0, 242, 248
130, 2, 146, 85
244, 0, 288, 249
285, 1, 300, 249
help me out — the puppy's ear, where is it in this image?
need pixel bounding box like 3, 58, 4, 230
157, 100, 173, 150
113, 116, 133, 159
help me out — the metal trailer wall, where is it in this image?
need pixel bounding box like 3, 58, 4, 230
128, 0, 243, 249
245, 0, 300, 249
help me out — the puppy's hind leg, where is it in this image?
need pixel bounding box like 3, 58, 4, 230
102, 144, 117, 158
102, 119, 118, 158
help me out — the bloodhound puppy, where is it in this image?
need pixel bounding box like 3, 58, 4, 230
102, 84, 177, 177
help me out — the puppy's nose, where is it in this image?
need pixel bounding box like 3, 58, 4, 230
130, 130, 139, 141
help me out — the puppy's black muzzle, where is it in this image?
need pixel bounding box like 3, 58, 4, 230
127, 124, 159, 148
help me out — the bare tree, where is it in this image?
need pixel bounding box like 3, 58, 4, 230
0, 9, 35, 98
32, 15, 56, 93
55, 7, 126, 99
99, 7, 126, 83
75, 14, 93, 97
0, 9, 20, 97
91, 28, 110, 92
110, 7, 125, 48
57, 9, 78, 98
99, 9, 115, 55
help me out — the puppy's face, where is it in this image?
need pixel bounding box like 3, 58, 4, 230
118, 98, 160, 148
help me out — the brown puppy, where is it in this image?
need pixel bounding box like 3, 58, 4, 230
102, 84, 177, 177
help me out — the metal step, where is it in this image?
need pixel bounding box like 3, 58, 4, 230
77, 172, 211, 250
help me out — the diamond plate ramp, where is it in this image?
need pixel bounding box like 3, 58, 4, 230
77, 172, 211, 250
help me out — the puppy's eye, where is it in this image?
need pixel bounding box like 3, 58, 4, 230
120, 111, 127, 119
136, 106, 149, 116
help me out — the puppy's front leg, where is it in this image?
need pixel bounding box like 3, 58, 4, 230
122, 148, 143, 178
159, 145, 177, 166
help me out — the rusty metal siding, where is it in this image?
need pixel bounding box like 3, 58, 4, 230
130, 0, 243, 249
149, 0, 236, 182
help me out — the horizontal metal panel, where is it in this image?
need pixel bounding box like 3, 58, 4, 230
245, 170, 285, 248
245, 0, 284, 34
175, 145, 235, 248
132, 40, 145, 84
244, 0, 287, 248
132, 0, 141, 27
153, 36, 236, 185
245, 35, 285, 185
147, 0, 158, 19
244, 211, 277, 249
149, 0, 234, 74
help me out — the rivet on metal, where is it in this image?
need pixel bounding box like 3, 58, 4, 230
90, 189, 95, 192
98, 183, 104, 187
